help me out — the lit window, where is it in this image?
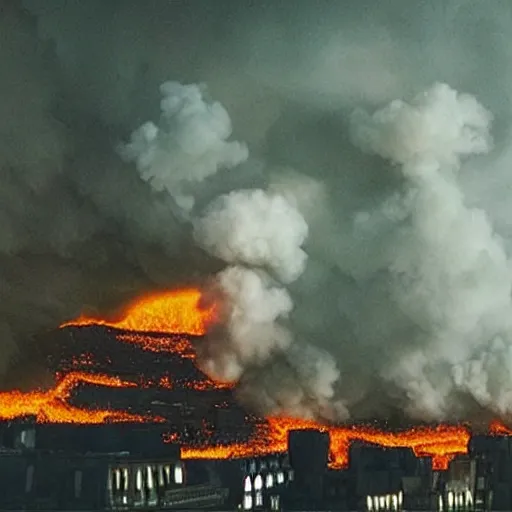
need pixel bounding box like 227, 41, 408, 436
265, 473, 274, 488
122, 468, 129, 491
255, 491, 263, 507
158, 465, 165, 487
164, 465, 171, 485
147, 466, 154, 490
366, 495, 373, 511
276, 471, 284, 485
254, 475, 263, 491
114, 469, 121, 490
174, 464, 184, 484
136, 468, 143, 491
244, 476, 252, 493
243, 494, 253, 511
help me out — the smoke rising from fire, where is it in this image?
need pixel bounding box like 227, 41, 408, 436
123, 81, 329, 418
349, 83, 512, 420
4, 0, 512, 421
119, 81, 249, 213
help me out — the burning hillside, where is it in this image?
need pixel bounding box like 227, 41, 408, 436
0, 363, 472, 470
0, 286, 505, 473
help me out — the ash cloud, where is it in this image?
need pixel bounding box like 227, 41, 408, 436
3, 0, 512, 422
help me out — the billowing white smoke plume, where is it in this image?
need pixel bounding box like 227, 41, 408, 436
119, 81, 248, 212
122, 81, 341, 420
198, 266, 293, 382
350, 83, 512, 420
193, 189, 308, 283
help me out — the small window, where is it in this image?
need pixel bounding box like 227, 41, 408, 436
174, 464, 184, 485
114, 469, 121, 491
122, 468, 129, 491
146, 466, 154, 490
243, 494, 253, 511
74, 470, 83, 499
158, 465, 165, 487
25, 465, 34, 493
136, 468, 143, 491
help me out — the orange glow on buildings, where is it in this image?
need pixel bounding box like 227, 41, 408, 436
174, 416, 470, 471
61, 288, 218, 336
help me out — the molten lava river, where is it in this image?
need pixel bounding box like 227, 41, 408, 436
0, 288, 508, 471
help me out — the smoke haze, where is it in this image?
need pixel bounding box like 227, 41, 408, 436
4, 0, 512, 422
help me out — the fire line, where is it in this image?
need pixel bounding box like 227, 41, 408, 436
0, 371, 158, 424
61, 288, 218, 336
11, 287, 506, 471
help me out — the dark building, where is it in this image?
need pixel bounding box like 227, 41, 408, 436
285, 429, 329, 507
4, 419, 512, 511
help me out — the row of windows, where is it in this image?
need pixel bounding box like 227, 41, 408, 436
243, 470, 291, 493
242, 492, 280, 511
438, 490, 473, 511
243, 458, 284, 475
109, 463, 184, 493
366, 491, 403, 511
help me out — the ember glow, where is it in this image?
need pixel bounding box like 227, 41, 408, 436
174, 416, 470, 470
31, 290, 512, 470
116, 333, 196, 358
61, 288, 217, 336
0, 372, 156, 424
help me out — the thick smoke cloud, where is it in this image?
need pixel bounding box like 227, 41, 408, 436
349, 83, 511, 420
119, 81, 248, 212
124, 81, 330, 418
4, 0, 512, 422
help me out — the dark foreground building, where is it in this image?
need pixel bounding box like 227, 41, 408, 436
2, 420, 512, 511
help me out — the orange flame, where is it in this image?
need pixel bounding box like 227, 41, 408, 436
0, 372, 158, 424
489, 419, 512, 436
61, 289, 217, 336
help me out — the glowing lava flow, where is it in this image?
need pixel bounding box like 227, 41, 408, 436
61, 288, 217, 336
115, 332, 196, 358
0, 372, 156, 424
54, 289, 500, 470
175, 417, 470, 470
